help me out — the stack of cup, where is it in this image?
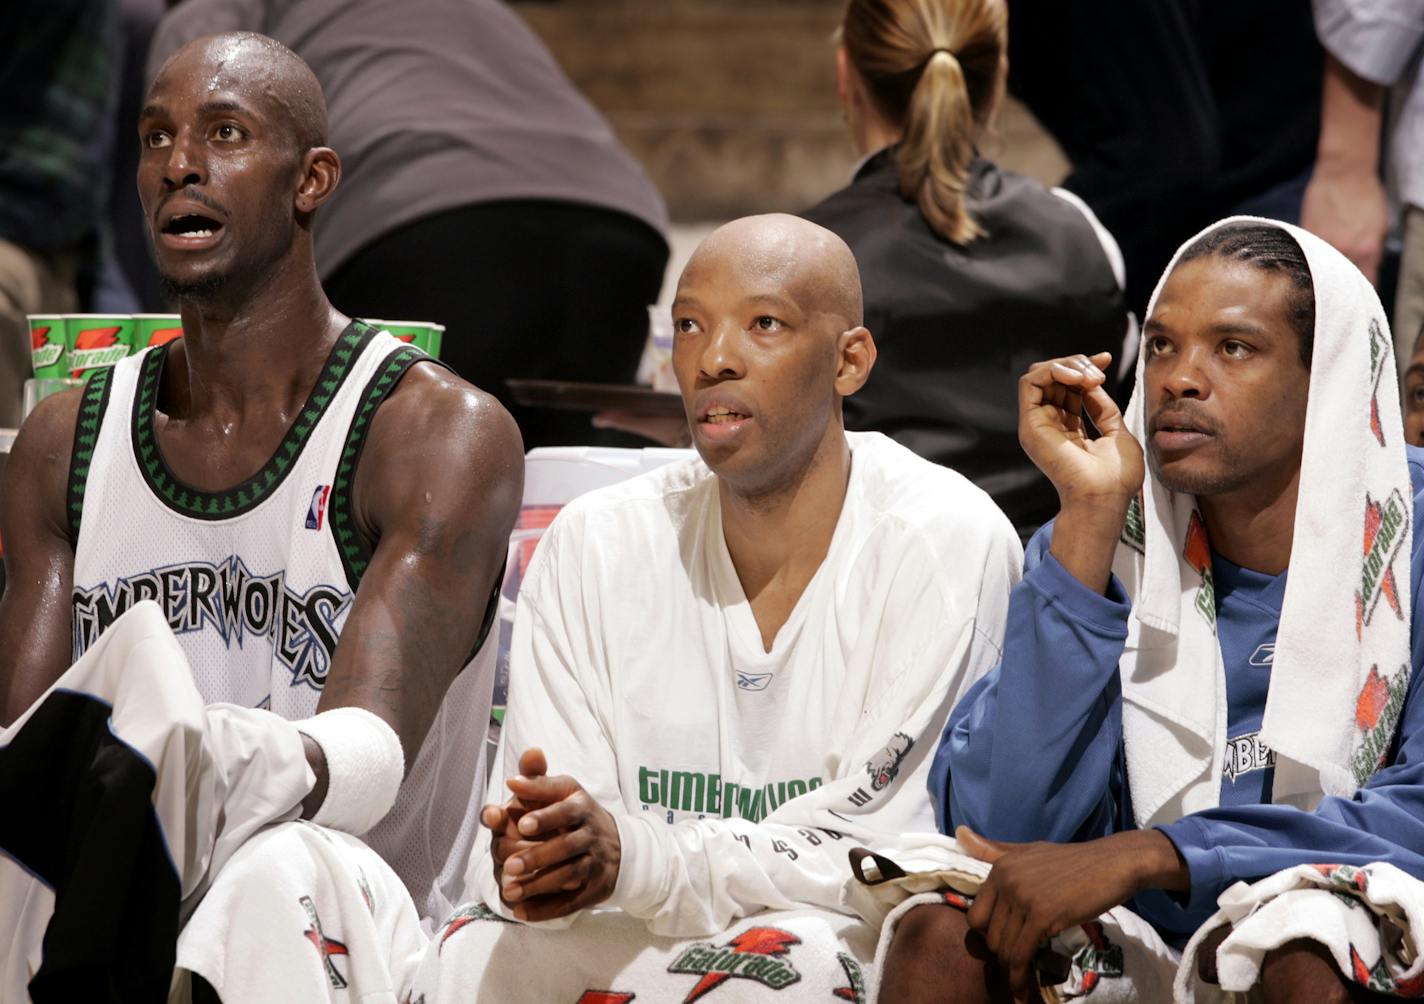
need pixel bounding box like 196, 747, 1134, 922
19, 315, 441, 420
132, 314, 185, 352
368, 319, 444, 360
27, 313, 184, 381
22, 313, 183, 419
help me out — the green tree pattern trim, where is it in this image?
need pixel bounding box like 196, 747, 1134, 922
67, 366, 115, 540
130, 323, 374, 520
328, 344, 431, 590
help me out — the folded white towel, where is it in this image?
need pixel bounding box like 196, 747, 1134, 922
1177, 861, 1424, 1000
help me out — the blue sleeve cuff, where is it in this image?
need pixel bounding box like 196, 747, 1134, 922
1156, 817, 1228, 917
1025, 552, 1133, 636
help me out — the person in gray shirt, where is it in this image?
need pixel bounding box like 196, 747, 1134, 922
148, 0, 670, 448
1308, 0, 1424, 367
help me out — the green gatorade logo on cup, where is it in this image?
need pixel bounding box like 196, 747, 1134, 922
28, 314, 66, 378
67, 314, 136, 379
133, 314, 183, 351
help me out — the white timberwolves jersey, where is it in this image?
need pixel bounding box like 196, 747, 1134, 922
69, 322, 497, 922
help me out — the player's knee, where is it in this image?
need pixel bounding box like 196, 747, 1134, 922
1258, 938, 1352, 1004
881, 904, 999, 1004
895, 902, 972, 956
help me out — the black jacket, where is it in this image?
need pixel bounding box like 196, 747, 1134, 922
802, 150, 1128, 537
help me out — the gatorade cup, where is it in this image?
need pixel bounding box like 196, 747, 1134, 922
66, 314, 137, 379
375, 320, 440, 356
132, 314, 183, 352
27, 314, 66, 379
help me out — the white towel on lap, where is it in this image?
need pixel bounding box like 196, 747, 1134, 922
839, 842, 1186, 1003
843, 852, 1184, 1003
0, 602, 426, 1003
1178, 861, 1424, 999
1117, 216, 1412, 827
175, 821, 425, 1004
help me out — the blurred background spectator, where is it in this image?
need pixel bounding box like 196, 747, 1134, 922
0, 0, 120, 427
801, 0, 1128, 538
1311, 0, 1424, 369
148, 0, 670, 450
1006, 0, 1325, 323
109, 0, 168, 312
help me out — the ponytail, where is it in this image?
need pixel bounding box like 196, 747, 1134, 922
898, 48, 982, 244
841, 0, 1006, 245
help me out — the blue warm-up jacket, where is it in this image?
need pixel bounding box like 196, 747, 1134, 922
935, 448, 1424, 944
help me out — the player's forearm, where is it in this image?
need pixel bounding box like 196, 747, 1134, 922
1159, 762, 1424, 916
609, 811, 852, 936
1049, 498, 1130, 595
318, 557, 485, 764
1316, 53, 1384, 173
611, 735, 951, 934
0, 592, 80, 728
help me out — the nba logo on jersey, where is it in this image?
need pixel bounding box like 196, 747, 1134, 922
306, 485, 331, 530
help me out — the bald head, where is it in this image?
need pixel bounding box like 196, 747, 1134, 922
150, 32, 328, 157
138, 30, 343, 305
671, 214, 876, 492
684, 214, 864, 332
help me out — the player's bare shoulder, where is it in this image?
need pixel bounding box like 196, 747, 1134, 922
4, 388, 88, 543
366, 363, 524, 479
352, 362, 524, 543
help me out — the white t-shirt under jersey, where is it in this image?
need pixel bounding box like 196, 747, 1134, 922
472, 431, 1022, 936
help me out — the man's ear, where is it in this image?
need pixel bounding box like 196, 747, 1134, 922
835, 325, 876, 397
295, 146, 341, 214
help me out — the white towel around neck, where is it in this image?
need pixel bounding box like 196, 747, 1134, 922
1113, 216, 1412, 829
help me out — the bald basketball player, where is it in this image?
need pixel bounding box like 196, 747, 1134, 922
405, 215, 1021, 1002
0, 33, 520, 1002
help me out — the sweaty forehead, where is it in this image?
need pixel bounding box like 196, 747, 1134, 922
148, 36, 314, 140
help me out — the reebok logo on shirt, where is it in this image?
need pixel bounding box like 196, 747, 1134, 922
1248, 643, 1275, 667
1223, 730, 1276, 782
735, 671, 773, 691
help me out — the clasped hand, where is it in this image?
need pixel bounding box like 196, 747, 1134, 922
480, 747, 622, 922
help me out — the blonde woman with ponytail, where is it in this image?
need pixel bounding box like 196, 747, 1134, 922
802, 0, 1131, 539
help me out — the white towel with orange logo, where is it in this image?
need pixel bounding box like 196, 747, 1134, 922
1177, 861, 1424, 1000
1114, 217, 1412, 830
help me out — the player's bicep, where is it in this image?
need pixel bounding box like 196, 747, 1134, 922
0, 392, 82, 724
319, 372, 522, 752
